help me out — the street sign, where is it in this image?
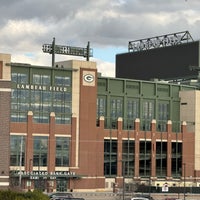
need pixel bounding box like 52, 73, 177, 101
42, 38, 93, 66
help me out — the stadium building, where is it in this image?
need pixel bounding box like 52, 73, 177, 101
0, 32, 200, 193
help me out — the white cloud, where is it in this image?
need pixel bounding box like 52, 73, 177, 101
0, 0, 200, 77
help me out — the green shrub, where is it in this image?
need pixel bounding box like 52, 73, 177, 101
0, 189, 49, 200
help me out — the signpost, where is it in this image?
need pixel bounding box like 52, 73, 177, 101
128, 30, 193, 52
42, 38, 93, 67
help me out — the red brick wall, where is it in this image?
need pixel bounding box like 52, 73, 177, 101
0, 80, 11, 189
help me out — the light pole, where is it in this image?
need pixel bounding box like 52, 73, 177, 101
29, 159, 32, 190
122, 161, 125, 200
183, 163, 186, 200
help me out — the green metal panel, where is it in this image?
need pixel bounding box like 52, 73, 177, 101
109, 79, 124, 94
157, 84, 170, 97
97, 78, 108, 93
171, 85, 181, 98
126, 80, 140, 95
141, 82, 155, 97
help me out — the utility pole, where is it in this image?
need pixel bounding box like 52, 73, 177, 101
19, 136, 23, 188
183, 163, 186, 200
122, 161, 125, 200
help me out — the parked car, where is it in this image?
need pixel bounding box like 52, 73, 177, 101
50, 197, 85, 200
49, 192, 73, 199
50, 197, 72, 200
49, 193, 85, 200
131, 198, 150, 200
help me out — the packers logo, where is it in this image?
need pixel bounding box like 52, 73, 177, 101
84, 74, 94, 83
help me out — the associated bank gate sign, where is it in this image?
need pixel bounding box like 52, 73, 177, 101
11, 171, 78, 180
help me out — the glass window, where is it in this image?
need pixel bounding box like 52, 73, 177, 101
11, 89, 29, 122
55, 137, 70, 166
31, 90, 51, 123
142, 100, 154, 131
33, 74, 50, 85
157, 101, 169, 131
10, 135, 25, 166
97, 97, 106, 118
110, 98, 123, 129
11, 71, 72, 124
104, 139, 117, 176
171, 142, 182, 177
53, 92, 72, 124
126, 98, 139, 130
33, 136, 48, 167
12, 73, 28, 84
55, 76, 71, 86
122, 140, 135, 176
139, 140, 151, 177
156, 141, 167, 177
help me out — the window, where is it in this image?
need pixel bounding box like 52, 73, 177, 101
53, 92, 71, 124
33, 136, 48, 167
122, 140, 135, 176
110, 98, 123, 129
104, 139, 117, 176
126, 98, 139, 129
156, 141, 167, 177
31, 90, 51, 123
11, 70, 72, 124
55, 76, 71, 86
33, 74, 50, 85
12, 72, 28, 84
11, 89, 29, 122
10, 135, 25, 166
142, 100, 154, 131
55, 137, 70, 166
97, 97, 106, 118
139, 140, 151, 177
157, 102, 169, 131
171, 142, 182, 177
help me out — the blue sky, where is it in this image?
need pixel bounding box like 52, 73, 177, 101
94, 47, 127, 63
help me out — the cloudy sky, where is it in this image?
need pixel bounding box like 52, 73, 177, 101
0, 0, 200, 77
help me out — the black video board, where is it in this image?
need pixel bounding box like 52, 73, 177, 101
116, 41, 199, 81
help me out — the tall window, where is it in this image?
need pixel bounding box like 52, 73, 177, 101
139, 140, 151, 177
55, 76, 71, 86
11, 70, 72, 125
122, 140, 135, 176
110, 98, 123, 129
33, 136, 48, 167
157, 102, 169, 131
11, 72, 29, 122
31, 90, 51, 123
33, 74, 50, 85
142, 100, 154, 131
10, 135, 25, 166
97, 97, 106, 118
97, 97, 106, 126
54, 76, 72, 124
12, 72, 28, 84
171, 142, 182, 177
156, 141, 167, 177
11, 89, 29, 122
56, 137, 70, 166
104, 139, 117, 176
126, 98, 139, 130
53, 92, 71, 124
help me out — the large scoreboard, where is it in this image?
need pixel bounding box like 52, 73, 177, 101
116, 32, 200, 81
